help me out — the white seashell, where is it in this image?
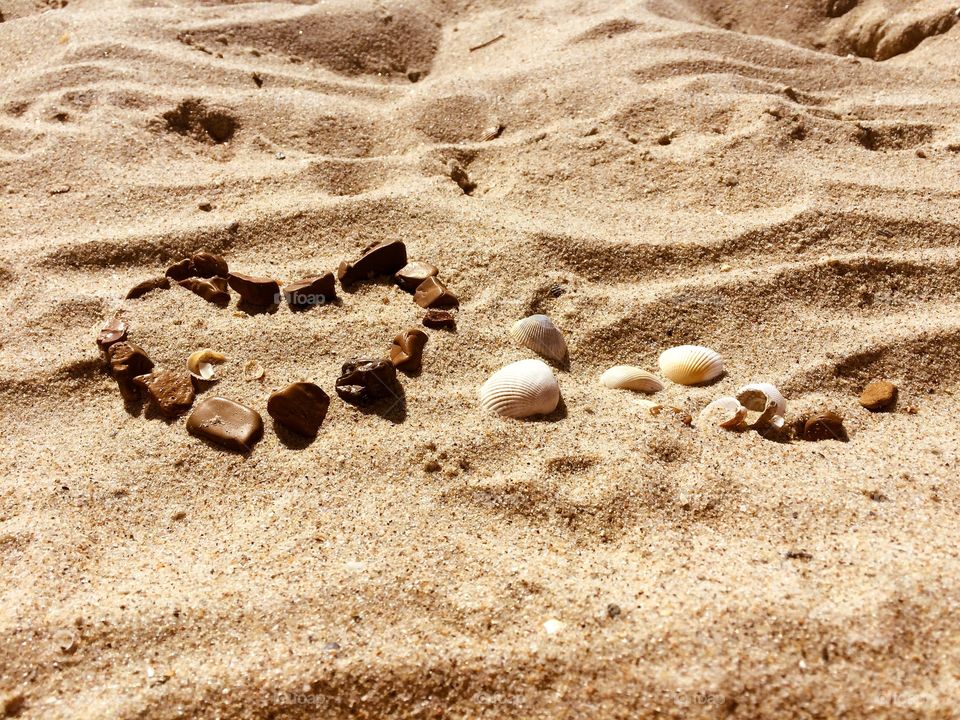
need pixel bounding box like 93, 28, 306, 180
736, 383, 786, 429
479, 359, 560, 419
242, 359, 264, 382
699, 396, 747, 430
510, 315, 568, 363
600, 365, 664, 393
658, 345, 724, 385
187, 348, 227, 381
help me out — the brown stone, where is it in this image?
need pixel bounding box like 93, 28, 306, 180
108, 342, 154, 401
389, 328, 428, 371
423, 309, 456, 330
165, 258, 195, 281
191, 252, 228, 278
187, 397, 264, 452
394, 262, 438, 292
96, 318, 127, 353
335, 358, 397, 403
179, 277, 230, 305
413, 277, 458, 308
859, 380, 897, 411
126, 276, 170, 300
133, 370, 195, 417
803, 411, 847, 441
228, 272, 281, 307
283, 273, 336, 308
267, 382, 330, 438
337, 240, 407, 285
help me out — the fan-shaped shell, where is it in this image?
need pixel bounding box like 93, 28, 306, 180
699, 396, 747, 430
600, 365, 664, 393
187, 348, 227, 381
736, 383, 786, 428
658, 345, 724, 385
479, 359, 560, 418
509, 315, 568, 363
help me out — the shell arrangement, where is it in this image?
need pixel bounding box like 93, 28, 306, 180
479, 358, 560, 418
510, 314, 568, 363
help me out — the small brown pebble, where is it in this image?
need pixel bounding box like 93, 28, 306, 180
606, 603, 621, 618
165, 258, 195, 281
179, 277, 229, 305
267, 382, 330, 438
389, 328, 428, 371
133, 370, 195, 417
916, 149, 927, 158
335, 358, 397, 404
803, 411, 846, 441
413, 277, 458, 308
191, 252, 228, 278
904, 405, 918, 414
96, 318, 127, 353
423, 309, 456, 330
108, 342, 154, 401
394, 262, 438, 292
283, 273, 336, 308
337, 240, 407, 286
860, 380, 897, 411
423, 459, 441, 472
187, 397, 263, 452
198, 200, 212, 211
228, 272, 281, 307
126, 276, 170, 300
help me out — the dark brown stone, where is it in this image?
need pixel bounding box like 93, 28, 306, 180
860, 380, 897, 411
283, 273, 336, 308
335, 358, 397, 403
191, 252, 228, 278
803, 411, 847, 441
394, 262, 438, 292
422, 309, 456, 330
389, 328, 428, 371
108, 342, 154, 401
165, 258, 195, 281
413, 277, 458, 308
187, 397, 263, 452
228, 272, 281, 307
267, 382, 330, 438
337, 240, 407, 286
179, 277, 230, 305
126, 276, 170, 300
133, 370, 195, 417
97, 318, 127, 353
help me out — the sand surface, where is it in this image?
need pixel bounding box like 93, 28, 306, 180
2, 0, 960, 717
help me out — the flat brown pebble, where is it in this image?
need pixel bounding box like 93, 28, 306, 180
413, 277, 458, 308
126, 276, 170, 300
133, 370, 195, 417
337, 240, 407, 286
803, 411, 847, 441
165, 258, 195, 281
423, 309, 456, 330
394, 262, 438, 292
96, 318, 127, 353
267, 382, 330, 438
108, 342, 154, 401
187, 397, 264, 452
860, 380, 898, 411
191, 252, 228, 278
228, 272, 281, 307
335, 358, 397, 403
390, 328, 428, 371
283, 273, 336, 308
179, 277, 230, 305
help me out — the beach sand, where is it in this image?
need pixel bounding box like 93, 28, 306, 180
1, 0, 959, 716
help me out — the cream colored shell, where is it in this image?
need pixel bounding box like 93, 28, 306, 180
509, 315, 568, 363
658, 345, 724, 385
187, 348, 227, 381
699, 396, 747, 430
479, 359, 560, 419
736, 383, 787, 428
600, 365, 664, 393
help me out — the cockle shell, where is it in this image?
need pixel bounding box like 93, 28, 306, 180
699, 396, 747, 430
600, 365, 664, 393
187, 348, 227, 381
736, 383, 786, 428
658, 345, 724, 385
510, 315, 568, 363
479, 359, 560, 419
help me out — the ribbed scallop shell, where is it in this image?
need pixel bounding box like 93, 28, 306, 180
736, 383, 786, 428
658, 345, 724, 385
479, 359, 560, 418
509, 315, 568, 363
698, 396, 747, 430
600, 365, 664, 393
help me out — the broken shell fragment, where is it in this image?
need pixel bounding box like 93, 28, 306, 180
649, 404, 693, 426
479, 359, 560, 419
600, 365, 663, 393
698, 396, 747, 430
736, 383, 787, 429
510, 315, 568, 363
187, 349, 227, 381
242, 359, 265, 382
658, 345, 724, 385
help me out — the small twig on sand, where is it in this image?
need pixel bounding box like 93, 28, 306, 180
469, 33, 505, 52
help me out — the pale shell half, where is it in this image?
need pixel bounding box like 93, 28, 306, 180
600, 365, 664, 393
187, 348, 227, 381
658, 345, 724, 385
509, 314, 568, 363
736, 382, 786, 429
479, 358, 560, 419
